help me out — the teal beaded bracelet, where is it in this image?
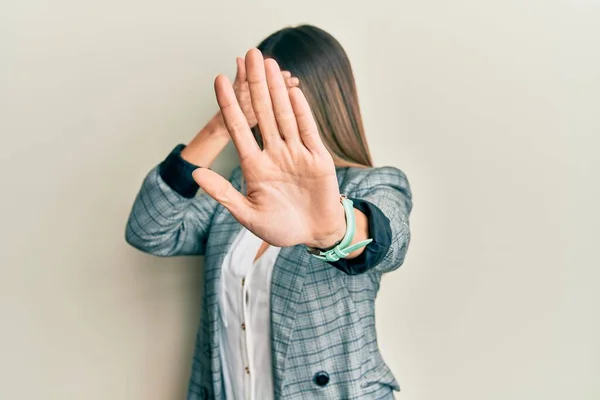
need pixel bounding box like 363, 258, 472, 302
307, 195, 373, 262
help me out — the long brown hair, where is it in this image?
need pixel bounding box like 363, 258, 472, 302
254, 25, 373, 168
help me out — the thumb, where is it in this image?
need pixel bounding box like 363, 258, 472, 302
192, 168, 252, 225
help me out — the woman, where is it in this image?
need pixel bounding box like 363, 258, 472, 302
126, 25, 412, 400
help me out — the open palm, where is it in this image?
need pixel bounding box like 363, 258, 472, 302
193, 49, 345, 248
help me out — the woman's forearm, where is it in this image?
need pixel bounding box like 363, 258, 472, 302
181, 112, 231, 167
125, 112, 231, 256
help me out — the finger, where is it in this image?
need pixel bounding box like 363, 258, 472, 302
285, 77, 300, 87
245, 48, 282, 148
192, 168, 253, 227
281, 70, 292, 78
214, 74, 260, 160
264, 58, 300, 144
234, 57, 246, 83
289, 87, 326, 153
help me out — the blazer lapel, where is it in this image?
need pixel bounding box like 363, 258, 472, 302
204, 167, 348, 398
270, 245, 312, 396
269, 168, 347, 395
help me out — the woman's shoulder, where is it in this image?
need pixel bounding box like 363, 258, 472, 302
336, 165, 411, 197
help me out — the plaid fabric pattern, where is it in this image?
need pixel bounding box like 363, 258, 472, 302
126, 165, 412, 400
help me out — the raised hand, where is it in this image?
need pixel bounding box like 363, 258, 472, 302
179, 59, 299, 167
193, 49, 345, 249
233, 56, 300, 128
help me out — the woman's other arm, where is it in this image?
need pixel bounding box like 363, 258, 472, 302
125, 114, 230, 256
124, 58, 299, 257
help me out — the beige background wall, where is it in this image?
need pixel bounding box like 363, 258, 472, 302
1, 0, 598, 399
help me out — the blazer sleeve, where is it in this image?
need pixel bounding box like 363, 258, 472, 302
124, 145, 228, 257
327, 198, 392, 275
353, 166, 413, 274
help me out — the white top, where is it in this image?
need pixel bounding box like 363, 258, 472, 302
219, 227, 281, 400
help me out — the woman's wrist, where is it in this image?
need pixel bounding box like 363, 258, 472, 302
181, 112, 231, 167
305, 203, 346, 250
306, 206, 369, 260
343, 209, 369, 259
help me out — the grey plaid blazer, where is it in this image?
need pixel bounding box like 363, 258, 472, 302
126, 164, 412, 399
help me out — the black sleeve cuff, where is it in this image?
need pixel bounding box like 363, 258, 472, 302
327, 198, 392, 275
159, 144, 201, 198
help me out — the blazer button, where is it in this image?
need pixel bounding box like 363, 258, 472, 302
313, 371, 330, 386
